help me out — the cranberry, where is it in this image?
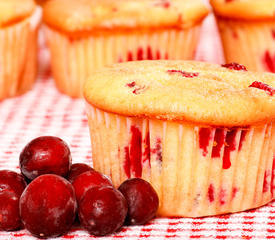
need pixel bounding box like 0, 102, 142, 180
0, 170, 27, 196
125, 81, 147, 95
19, 174, 77, 238
78, 186, 128, 236
118, 178, 159, 225
249, 81, 275, 96
263, 50, 275, 73
126, 81, 136, 88
221, 62, 247, 71
167, 69, 199, 78
67, 163, 93, 183
19, 136, 72, 181
0, 190, 22, 231
72, 170, 112, 203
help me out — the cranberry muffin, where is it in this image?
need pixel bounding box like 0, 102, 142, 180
0, 0, 41, 100
210, 0, 275, 73
43, 0, 209, 97
84, 60, 275, 217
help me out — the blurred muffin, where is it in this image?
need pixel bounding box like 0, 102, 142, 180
35, 0, 52, 7
84, 60, 275, 217
43, 0, 209, 97
0, 0, 41, 100
35, 0, 45, 6
210, 0, 275, 72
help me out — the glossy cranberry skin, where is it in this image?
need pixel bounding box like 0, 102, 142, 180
0, 170, 27, 196
0, 190, 22, 231
67, 163, 94, 183
19, 174, 77, 238
78, 186, 128, 236
72, 170, 112, 203
221, 62, 247, 71
118, 178, 159, 225
249, 81, 275, 96
19, 136, 72, 180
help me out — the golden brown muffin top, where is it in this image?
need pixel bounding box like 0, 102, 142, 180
210, 0, 275, 20
43, 0, 209, 34
84, 61, 275, 127
0, 0, 36, 28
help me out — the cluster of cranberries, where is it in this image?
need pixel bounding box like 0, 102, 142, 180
0, 136, 159, 238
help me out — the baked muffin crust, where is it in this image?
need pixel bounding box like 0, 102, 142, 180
43, 0, 209, 34
0, 0, 36, 28
210, 0, 275, 20
84, 60, 275, 126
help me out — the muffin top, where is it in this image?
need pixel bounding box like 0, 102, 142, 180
43, 0, 209, 34
210, 0, 275, 20
84, 61, 275, 127
0, 0, 36, 28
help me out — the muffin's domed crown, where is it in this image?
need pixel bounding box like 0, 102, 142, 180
84, 60, 275, 126
0, 0, 36, 28
210, 0, 275, 20
43, 0, 209, 34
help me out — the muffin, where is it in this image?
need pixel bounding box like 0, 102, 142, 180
210, 0, 275, 73
43, 0, 209, 98
35, 0, 48, 6
0, 0, 41, 100
84, 60, 275, 217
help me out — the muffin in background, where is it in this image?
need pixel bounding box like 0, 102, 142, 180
43, 0, 209, 98
0, 0, 41, 100
35, 0, 44, 6
35, 0, 48, 6
84, 60, 275, 217
210, 0, 275, 73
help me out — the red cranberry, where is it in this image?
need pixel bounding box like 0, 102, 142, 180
118, 178, 159, 225
72, 170, 112, 203
126, 81, 136, 88
19, 136, 72, 180
78, 186, 128, 236
0, 170, 27, 196
0, 190, 22, 231
167, 69, 199, 78
221, 62, 247, 71
67, 163, 93, 183
249, 81, 274, 96
19, 174, 77, 238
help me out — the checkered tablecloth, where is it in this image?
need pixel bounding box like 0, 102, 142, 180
0, 13, 274, 240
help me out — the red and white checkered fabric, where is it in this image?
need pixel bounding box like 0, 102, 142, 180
0, 13, 274, 240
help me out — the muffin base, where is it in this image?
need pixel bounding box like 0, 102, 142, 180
0, 9, 40, 100
216, 17, 275, 72
45, 25, 201, 98
86, 104, 275, 217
